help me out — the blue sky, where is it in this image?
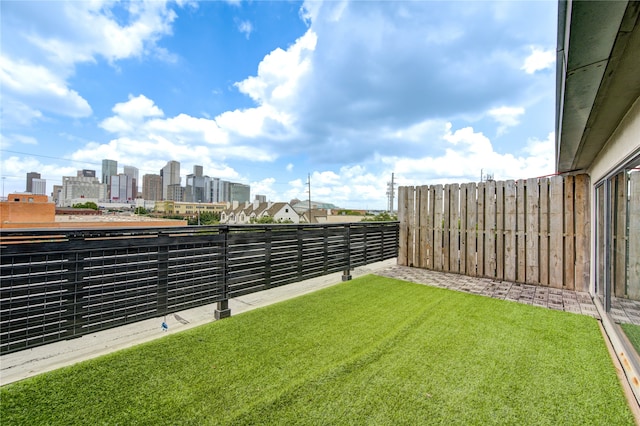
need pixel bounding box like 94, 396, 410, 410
1, 0, 557, 209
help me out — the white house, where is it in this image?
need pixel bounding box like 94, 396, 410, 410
220, 201, 300, 224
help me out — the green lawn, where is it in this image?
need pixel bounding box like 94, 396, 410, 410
1, 275, 634, 425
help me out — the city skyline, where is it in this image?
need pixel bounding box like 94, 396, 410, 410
1, 1, 558, 209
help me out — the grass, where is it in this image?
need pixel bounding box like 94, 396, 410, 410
1, 275, 634, 425
621, 323, 640, 354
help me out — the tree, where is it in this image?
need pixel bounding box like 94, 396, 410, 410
134, 207, 148, 215
361, 211, 397, 222
72, 201, 98, 210
187, 211, 220, 225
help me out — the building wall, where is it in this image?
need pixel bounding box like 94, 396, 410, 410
142, 174, 163, 201
62, 176, 107, 206
101, 160, 117, 185
32, 178, 47, 195
0, 193, 55, 225
26, 172, 40, 192
587, 96, 640, 297
230, 183, 250, 203
161, 161, 180, 200
588, 97, 640, 183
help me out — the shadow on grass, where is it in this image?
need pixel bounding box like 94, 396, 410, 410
1, 275, 635, 425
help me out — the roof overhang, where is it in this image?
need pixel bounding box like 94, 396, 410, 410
556, 0, 640, 173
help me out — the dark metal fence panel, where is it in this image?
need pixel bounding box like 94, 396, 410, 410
0, 222, 398, 354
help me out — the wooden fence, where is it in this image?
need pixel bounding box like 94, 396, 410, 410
398, 174, 590, 291
0, 222, 398, 355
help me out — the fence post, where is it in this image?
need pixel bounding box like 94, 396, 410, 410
343, 224, 352, 281
215, 226, 231, 319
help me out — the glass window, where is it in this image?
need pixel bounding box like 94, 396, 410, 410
596, 154, 640, 314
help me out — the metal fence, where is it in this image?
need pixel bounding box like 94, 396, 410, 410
0, 222, 398, 354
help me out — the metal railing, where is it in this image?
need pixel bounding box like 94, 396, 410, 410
0, 222, 398, 354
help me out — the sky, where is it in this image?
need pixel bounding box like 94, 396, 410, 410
1, 0, 558, 210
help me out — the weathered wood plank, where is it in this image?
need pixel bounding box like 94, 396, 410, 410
418, 185, 429, 269
504, 180, 517, 282
398, 186, 408, 266
539, 178, 550, 286
516, 179, 526, 283
574, 174, 590, 292
459, 183, 468, 274
434, 184, 444, 271
484, 180, 497, 279
398, 186, 409, 266
477, 182, 486, 277
443, 184, 451, 272
409, 186, 417, 267
397, 186, 408, 266
564, 175, 575, 290
495, 181, 505, 280
549, 175, 564, 288
427, 186, 435, 269
525, 178, 539, 284
628, 171, 640, 299
449, 183, 460, 273
466, 183, 478, 276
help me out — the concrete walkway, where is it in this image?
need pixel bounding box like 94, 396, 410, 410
378, 265, 600, 319
1, 260, 601, 386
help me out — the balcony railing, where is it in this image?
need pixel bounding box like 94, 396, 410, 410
0, 222, 398, 354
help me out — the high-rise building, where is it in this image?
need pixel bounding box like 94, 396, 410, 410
255, 194, 267, 203
51, 185, 63, 206
123, 166, 139, 198
110, 174, 134, 201
26, 172, 41, 192
167, 184, 184, 202
208, 177, 222, 202
185, 165, 206, 202
220, 180, 231, 202
77, 169, 96, 178
142, 174, 163, 201
31, 178, 46, 195
230, 183, 250, 203
101, 159, 117, 185
61, 176, 106, 206
160, 161, 180, 200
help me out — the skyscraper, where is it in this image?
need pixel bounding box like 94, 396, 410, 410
142, 174, 163, 201
230, 183, 250, 203
31, 178, 46, 195
123, 165, 139, 198
110, 174, 134, 201
102, 159, 117, 198
160, 160, 180, 200
26, 172, 41, 193
185, 165, 206, 202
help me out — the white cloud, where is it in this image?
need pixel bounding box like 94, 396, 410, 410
382, 123, 554, 185
237, 20, 253, 39
112, 94, 164, 120
521, 46, 555, 74
235, 29, 317, 107
286, 163, 294, 172
488, 106, 525, 135
0, 55, 92, 118
1, 1, 185, 127
10, 134, 38, 145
